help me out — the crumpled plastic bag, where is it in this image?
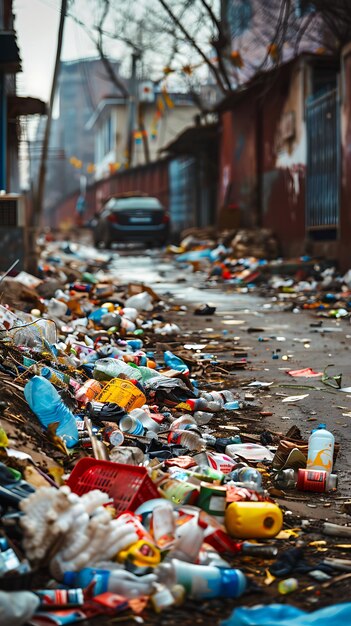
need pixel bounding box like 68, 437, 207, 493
0, 591, 39, 626
145, 376, 196, 406
221, 603, 351, 626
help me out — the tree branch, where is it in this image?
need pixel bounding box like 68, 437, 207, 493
156, 0, 228, 93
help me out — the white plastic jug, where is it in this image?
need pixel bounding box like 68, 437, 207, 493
307, 424, 334, 473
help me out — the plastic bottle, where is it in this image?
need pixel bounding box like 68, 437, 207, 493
137, 365, 162, 384
296, 468, 338, 492
150, 501, 176, 550
129, 408, 161, 433
229, 467, 262, 489
24, 376, 79, 448
62, 567, 157, 599
225, 501, 283, 539
93, 358, 141, 381
307, 424, 335, 473
187, 397, 223, 413
193, 411, 213, 425
75, 379, 102, 404
170, 415, 197, 430
119, 414, 144, 436
164, 351, 189, 374
156, 559, 247, 599
168, 430, 205, 452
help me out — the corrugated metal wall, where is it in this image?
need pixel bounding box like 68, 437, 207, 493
306, 89, 339, 230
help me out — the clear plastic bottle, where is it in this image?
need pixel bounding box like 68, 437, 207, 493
93, 358, 142, 381
24, 376, 79, 448
156, 559, 247, 599
62, 567, 157, 599
193, 411, 213, 425
229, 467, 262, 489
129, 408, 161, 433
167, 430, 205, 451
170, 415, 197, 430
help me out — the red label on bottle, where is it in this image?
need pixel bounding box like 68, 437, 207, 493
297, 468, 327, 492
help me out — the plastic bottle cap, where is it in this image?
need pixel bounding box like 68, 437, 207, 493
62, 571, 75, 585
328, 473, 338, 490
220, 569, 246, 598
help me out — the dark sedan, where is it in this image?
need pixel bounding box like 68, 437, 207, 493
93, 195, 170, 248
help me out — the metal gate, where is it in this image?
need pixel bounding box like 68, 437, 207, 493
169, 157, 196, 233
306, 89, 340, 230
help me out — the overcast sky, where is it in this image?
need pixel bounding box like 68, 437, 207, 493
14, 0, 97, 102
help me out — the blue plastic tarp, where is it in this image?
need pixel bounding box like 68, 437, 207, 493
221, 603, 351, 626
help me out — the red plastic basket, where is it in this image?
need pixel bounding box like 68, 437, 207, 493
66, 458, 160, 513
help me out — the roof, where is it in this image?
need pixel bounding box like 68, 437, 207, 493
161, 123, 219, 156
0, 32, 21, 72
86, 97, 126, 130
7, 96, 46, 118
215, 52, 338, 113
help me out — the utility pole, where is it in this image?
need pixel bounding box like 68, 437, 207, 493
27, 0, 67, 274
125, 50, 140, 168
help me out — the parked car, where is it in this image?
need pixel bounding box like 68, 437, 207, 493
93, 193, 170, 248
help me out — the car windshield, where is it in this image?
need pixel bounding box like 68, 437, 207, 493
106, 197, 163, 210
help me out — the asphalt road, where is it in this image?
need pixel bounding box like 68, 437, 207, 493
107, 243, 351, 519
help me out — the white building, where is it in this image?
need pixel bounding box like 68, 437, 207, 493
86, 87, 199, 180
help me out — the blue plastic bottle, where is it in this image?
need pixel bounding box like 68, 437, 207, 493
24, 376, 79, 448
164, 351, 189, 374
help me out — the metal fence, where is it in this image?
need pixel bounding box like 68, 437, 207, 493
306, 88, 340, 229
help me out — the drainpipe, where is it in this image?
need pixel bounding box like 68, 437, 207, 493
0, 73, 6, 190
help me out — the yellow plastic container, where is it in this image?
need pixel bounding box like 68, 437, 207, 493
225, 501, 283, 539
96, 378, 146, 412
117, 540, 161, 567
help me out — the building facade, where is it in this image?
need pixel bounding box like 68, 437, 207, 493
87, 91, 199, 180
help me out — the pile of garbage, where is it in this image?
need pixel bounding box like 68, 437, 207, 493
0, 240, 351, 625
168, 230, 351, 320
